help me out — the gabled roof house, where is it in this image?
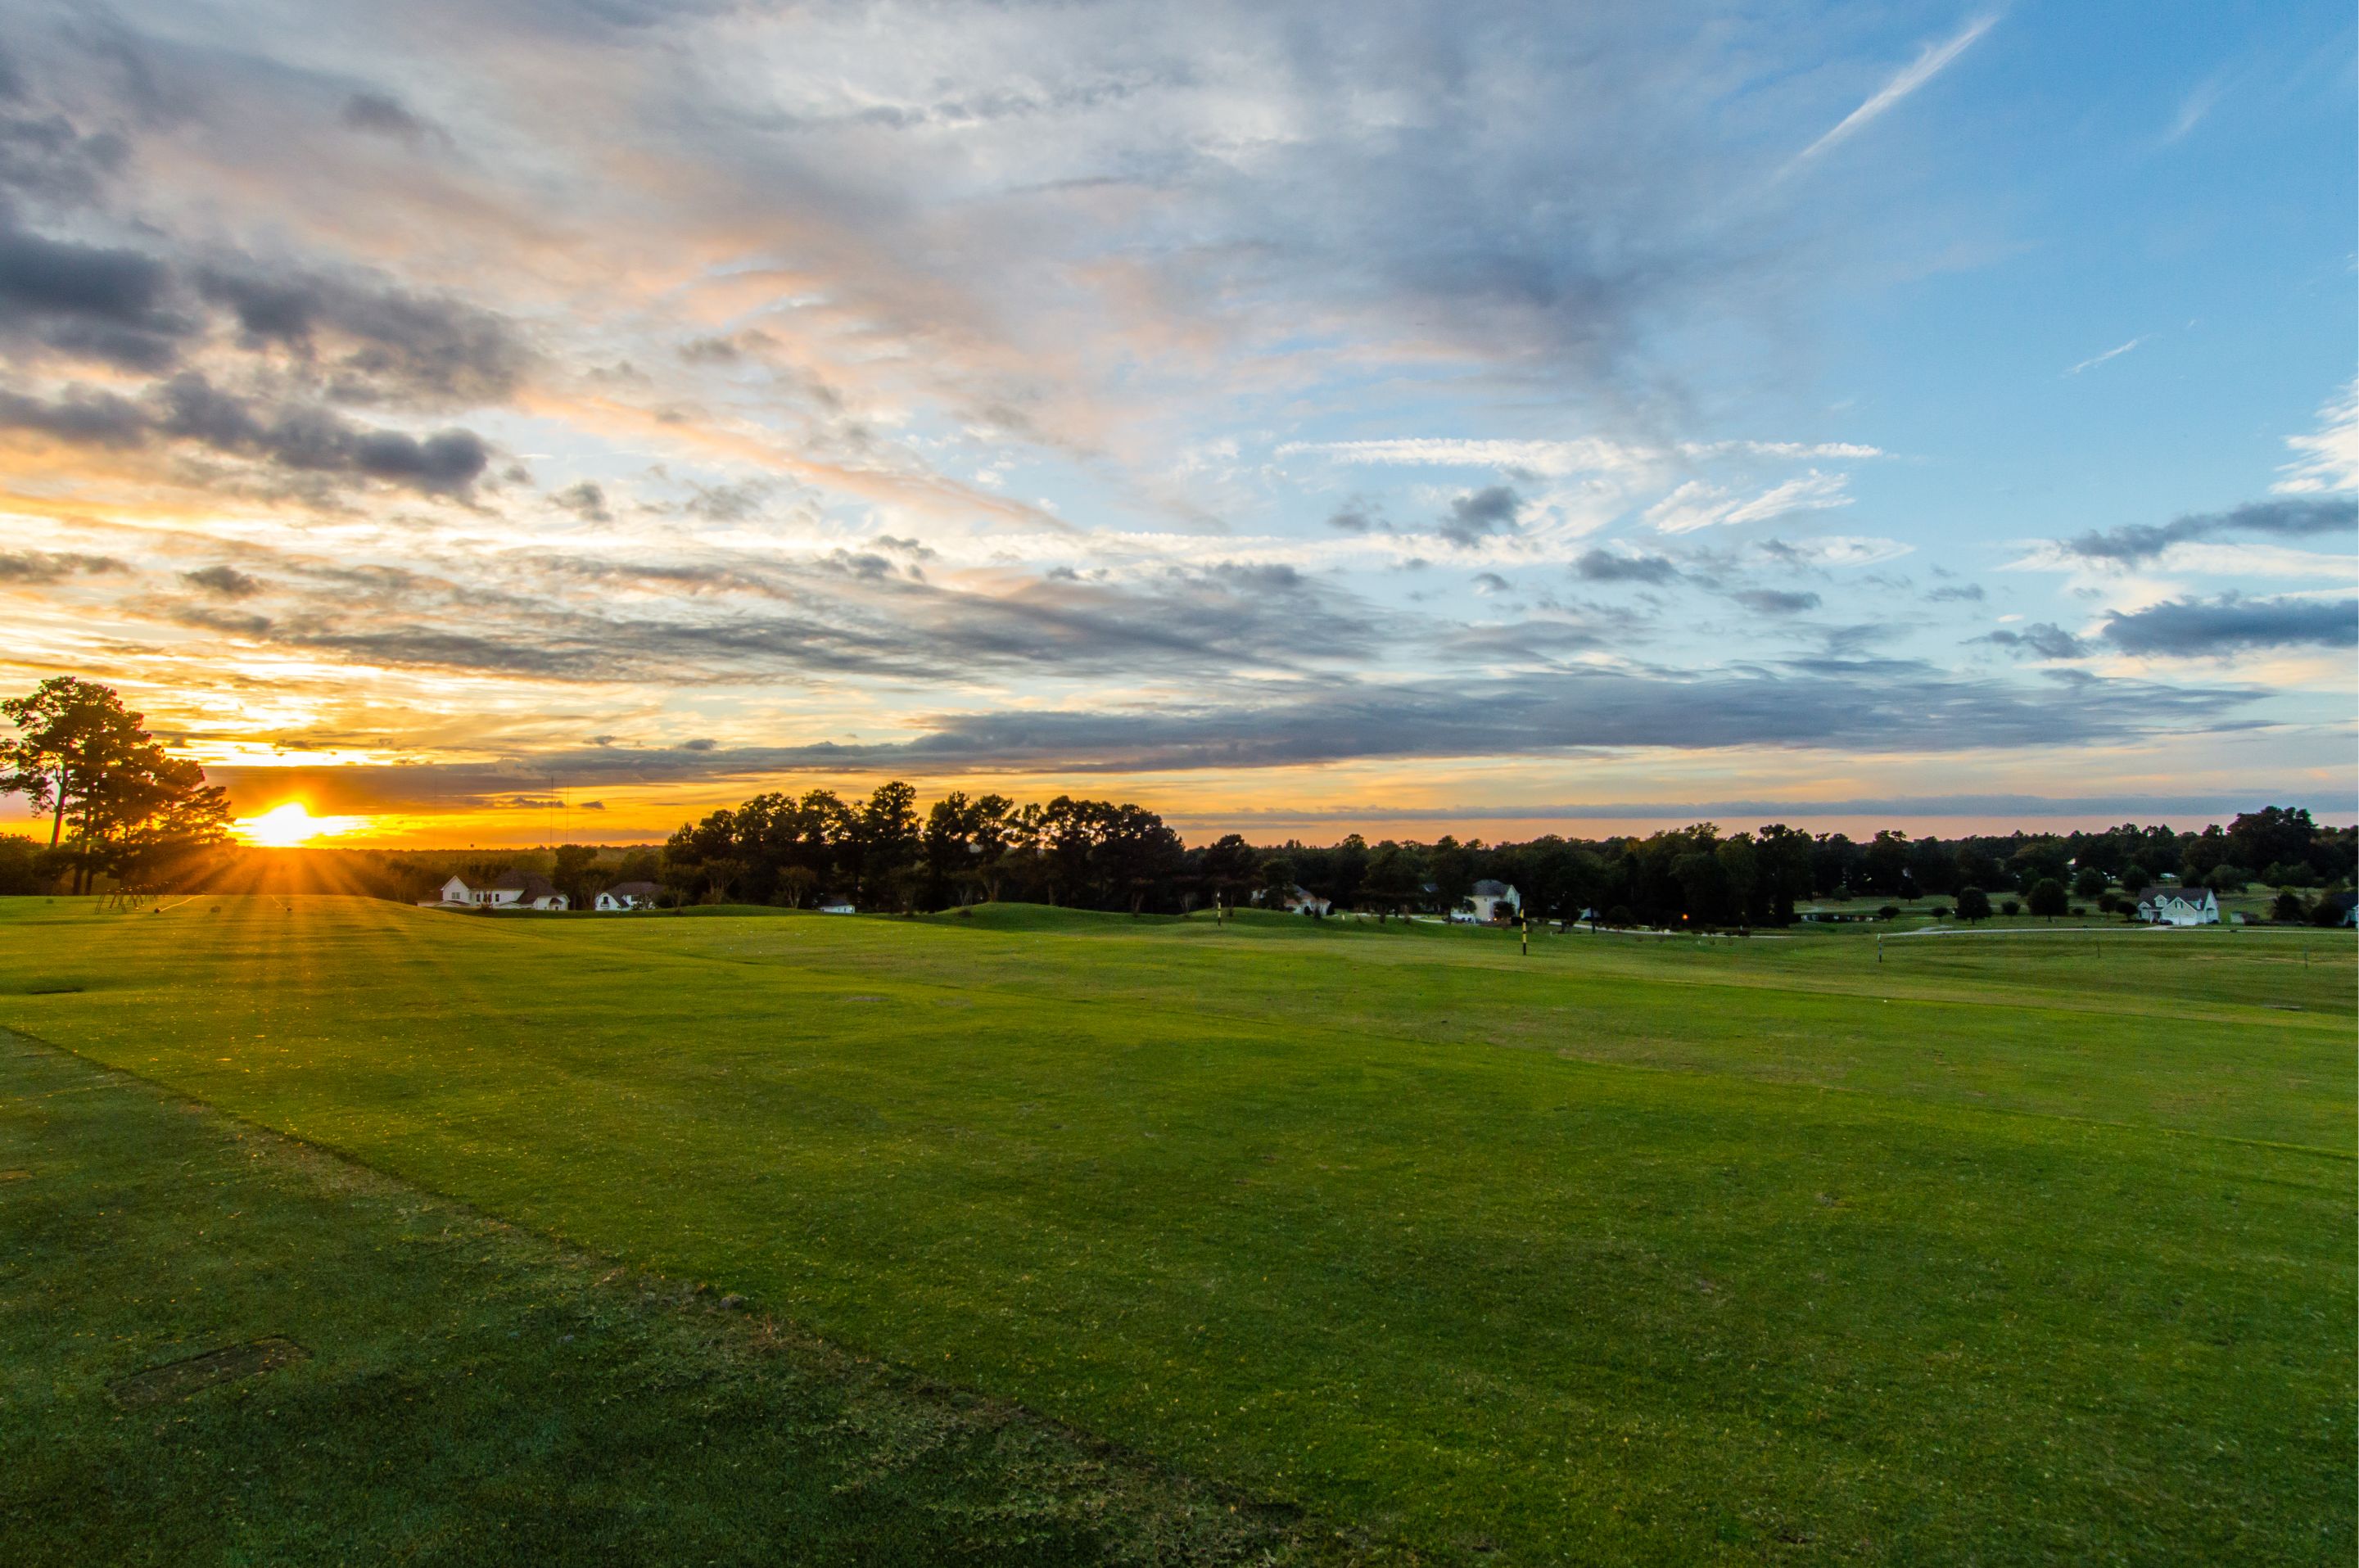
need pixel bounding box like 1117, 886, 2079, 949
594, 880, 661, 911
1459, 879, 1522, 924
422, 870, 570, 911
2135, 885, 2218, 926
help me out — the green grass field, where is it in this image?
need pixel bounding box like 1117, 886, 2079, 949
3, 897, 2351, 1563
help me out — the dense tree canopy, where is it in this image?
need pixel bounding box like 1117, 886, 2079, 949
653, 793, 2357, 924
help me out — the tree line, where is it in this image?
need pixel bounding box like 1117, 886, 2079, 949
658, 786, 1186, 914
647, 785, 2357, 928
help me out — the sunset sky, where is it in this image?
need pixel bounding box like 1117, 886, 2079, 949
0, 0, 2352, 847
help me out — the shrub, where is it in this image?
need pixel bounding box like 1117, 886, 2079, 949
2001, 899, 2021, 917
1876, 905, 1901, 921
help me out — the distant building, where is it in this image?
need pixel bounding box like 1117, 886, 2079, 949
1283, 884, 1331, 915
817, 897, 856, 915
1459, 879, 1521, 924
423, 871, 569, 911
2135, 885, 2219, 926
594, 880, 661, 911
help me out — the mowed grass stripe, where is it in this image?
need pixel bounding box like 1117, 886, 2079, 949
0, 1031, 1313, 1566
461, 902, 2353, 1151
2, 897, 2350, 1564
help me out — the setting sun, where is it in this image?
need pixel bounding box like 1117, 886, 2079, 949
234, 802, 366, 848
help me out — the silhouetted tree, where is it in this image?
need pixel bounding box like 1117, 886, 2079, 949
2, 678, 230, 892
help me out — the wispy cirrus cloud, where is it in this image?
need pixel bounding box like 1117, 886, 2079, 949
1647, 470, 1853, 534
1785, 13, 1999, 172
1279, 436, 1882, 473
2063, 336, 2150, 377
2275, 380, 2359, 495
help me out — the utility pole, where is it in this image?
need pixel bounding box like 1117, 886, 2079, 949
1878, 934, 1883, 965
1521, 911, 1529, 956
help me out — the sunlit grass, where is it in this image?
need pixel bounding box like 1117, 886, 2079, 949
2, 897, 2350, 1563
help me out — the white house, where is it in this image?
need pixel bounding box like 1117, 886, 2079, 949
1459, 879, 1521, 924
817, 897, 856, 915
1282, 883, 1331, 916
2135, 885, 2219, 926
594, 879, 661, 911
422, 870, 569, 911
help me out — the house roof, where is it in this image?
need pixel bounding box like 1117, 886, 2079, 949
486, 870, 560, 899
2136, 886, 2213, 903
604, 880, 660, 898
1471, 879, 1515, 897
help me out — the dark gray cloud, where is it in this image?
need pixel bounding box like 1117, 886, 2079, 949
2099, 594, 2357, 656
165, 601, 273, 635
194, 264, 526, 404
157, 374, 491, 490
682, 479, 773, 522
1326, 507, 1372, 533
182, 564, 260, 597
1729, 587, 1820, 615
0, 226, 165, 322
0, 109, 129, 205
0, 549, 127, 583
1973, 621, 2085, 660
1924, 582, 1985, 602
0, 385, 148, 445
2055, 498, 2357, 565
0, 373, 492, 494
1437, 486, 1521, 547
554, 481, 611, 522
0, 224, 187, 369
1574, 547, 1680, 585
339, 92, 436, 144
0, 209, 528, 402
